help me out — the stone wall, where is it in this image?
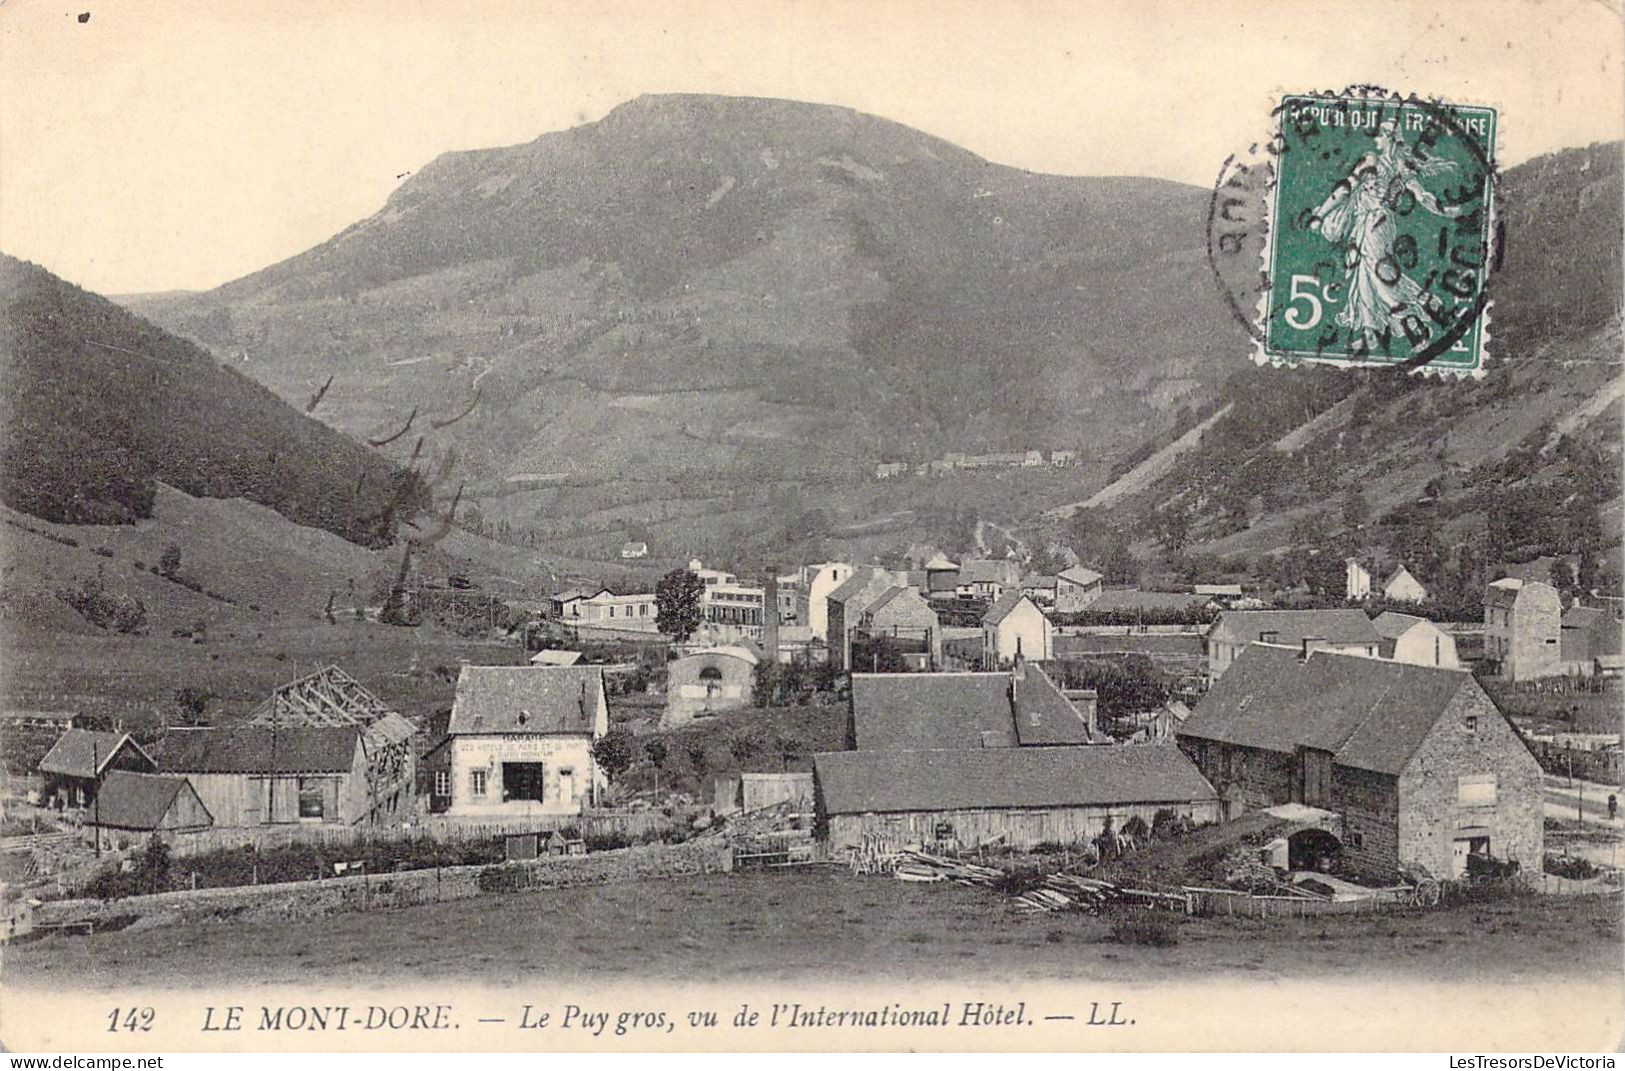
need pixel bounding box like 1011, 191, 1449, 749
1331, 765, 1401, 878
1397, 683, 1545, 879
39, 837, 732, 930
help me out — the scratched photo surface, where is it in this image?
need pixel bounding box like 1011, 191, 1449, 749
0, 0, 1621, 1053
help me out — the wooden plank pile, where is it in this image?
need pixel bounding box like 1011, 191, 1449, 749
1012, 874, 1188, 915
882, 850, 1190, 915
891, 850, 1002, 885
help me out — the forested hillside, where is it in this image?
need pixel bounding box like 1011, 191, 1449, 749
0, 255, 428, 548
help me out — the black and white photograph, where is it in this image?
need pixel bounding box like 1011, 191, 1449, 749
0, 0, 1621, 1054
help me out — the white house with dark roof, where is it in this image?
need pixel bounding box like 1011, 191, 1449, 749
1382, 565, 1428, 604
1373, 611, 1459, 669
1177, 644, 1542, 880
1206, 608, 1380, 684
428, 665, 608, 816
982, 592, 1053, 666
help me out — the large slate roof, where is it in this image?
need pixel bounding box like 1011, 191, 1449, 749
447, 665, 603, 736
814, 745, 1215, 814
1178, 645, 1475, 776
154, 726, 360, 774
1212, 609, 1380, 647
849, 667, 1093, 750
38, 729, 152, 778
91, 770, 210, 831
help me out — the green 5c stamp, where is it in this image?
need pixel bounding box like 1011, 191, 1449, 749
1260, 91, 1498, 375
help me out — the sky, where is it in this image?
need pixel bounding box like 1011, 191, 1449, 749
2, 0, 1621, 295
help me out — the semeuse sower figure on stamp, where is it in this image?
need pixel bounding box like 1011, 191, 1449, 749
1307, 117, 1463, 343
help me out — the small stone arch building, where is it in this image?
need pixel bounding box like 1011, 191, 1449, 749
664, 646, 759, 727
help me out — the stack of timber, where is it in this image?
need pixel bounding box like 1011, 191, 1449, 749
882, 850, 1191, 915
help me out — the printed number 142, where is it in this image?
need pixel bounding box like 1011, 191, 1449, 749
108, 1007, 156, 1032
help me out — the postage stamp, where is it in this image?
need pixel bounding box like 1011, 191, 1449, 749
1258, 91, 1498, 374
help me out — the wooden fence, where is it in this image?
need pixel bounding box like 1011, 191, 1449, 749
1183, 886, 1410, 918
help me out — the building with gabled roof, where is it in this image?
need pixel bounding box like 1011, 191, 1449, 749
982, 592, 1052, 666
1373, 611, 1459, 668
426, 666, 608, 816
155, 725, 381, 826
826, 567, 905, 672
1206, 608, 1380, 683
848, 661, 1098, 751
812, 744, 1218, 852
1055, 565, 1104, 612
84, 770, 212, 842
1560, 605, 1623, 677
1382, 565, 1428, 604
956, 558, 1022, 600
38, 729, 156, 812
1176, 644, 1542, 880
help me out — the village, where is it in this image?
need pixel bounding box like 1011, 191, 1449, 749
3, 539, 1619, 974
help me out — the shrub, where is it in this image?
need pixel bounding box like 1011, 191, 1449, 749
477, 865, 526, 893
93, 546, 114, 558
1104, 910, 1178, 947
1545, 854, 1598, 880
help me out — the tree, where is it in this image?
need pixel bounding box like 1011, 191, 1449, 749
591, 730, 636, 784
655, 568, 705, 642
158, 543, 182, 579
169, 686, 214, 728
644, 738, 668, 794
136, 833, 172, 894
1102, 539, 1139, 586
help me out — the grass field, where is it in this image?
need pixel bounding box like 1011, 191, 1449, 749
9, 870, 1620, 993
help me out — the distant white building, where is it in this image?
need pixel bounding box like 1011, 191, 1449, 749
620, 541, 648, 559
1346, 559, 1372, 600
1382, 565, 1428, 604
982, 592, 1053, 667
793, 562, 854, 642
1373, 611, 1459, 669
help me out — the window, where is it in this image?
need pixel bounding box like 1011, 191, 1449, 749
1349, 831, 1364, 848
1457, 774, 1497, 806
297, 778, 325, 819
434, 771, 451, 797
471, 769, 488, 798
1464, 716, 1478, 733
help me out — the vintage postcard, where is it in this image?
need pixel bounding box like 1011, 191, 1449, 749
0, 0, 1621, 1056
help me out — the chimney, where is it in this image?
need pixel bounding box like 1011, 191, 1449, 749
1258, 629, 1280, 645
1301, 636, 1329, 661
762, 570, 780, 665
1012, 650, 1027, 681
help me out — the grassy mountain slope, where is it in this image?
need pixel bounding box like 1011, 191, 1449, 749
1047, 142, 1624, 603
126, 93, 1247, 528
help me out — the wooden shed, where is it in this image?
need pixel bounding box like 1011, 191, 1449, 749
84, 770, 213, 845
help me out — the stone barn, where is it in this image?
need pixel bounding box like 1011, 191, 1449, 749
663, 646, 759, 727
1177, 644, 1544, 881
